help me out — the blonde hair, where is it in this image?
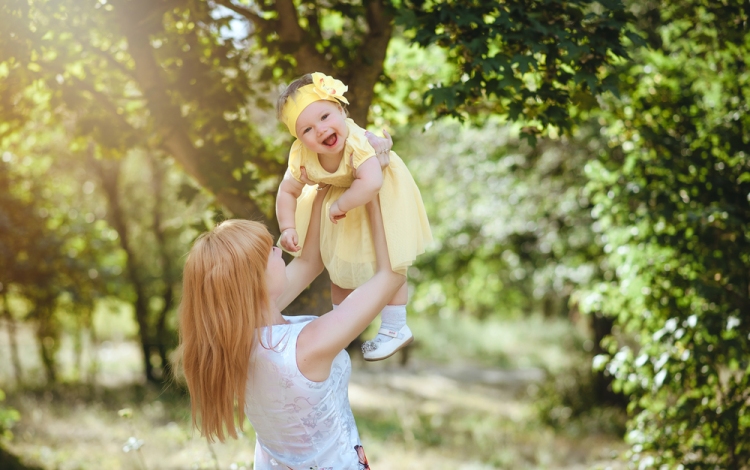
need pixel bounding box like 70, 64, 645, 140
178, 219, 274, 442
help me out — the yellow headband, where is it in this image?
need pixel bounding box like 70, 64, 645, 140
281, 72, 350, 137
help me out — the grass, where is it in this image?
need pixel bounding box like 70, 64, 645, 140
0, 306, 627, 470
404, 312, 590, 371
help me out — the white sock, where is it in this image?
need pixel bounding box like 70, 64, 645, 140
333, 304, 339, 309
373, 305, 407, 343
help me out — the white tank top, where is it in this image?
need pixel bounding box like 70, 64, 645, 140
245, 315, 367, 470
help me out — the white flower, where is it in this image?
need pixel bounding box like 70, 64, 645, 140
122, 436, 144, 453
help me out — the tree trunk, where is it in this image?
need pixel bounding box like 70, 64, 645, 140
73, 314, 84, 382
87, 318, 99, 388
34, 299, 58, 384
590, 312, 627, 407
148, 154, 176, 381
133, 293, 156, 382
155, 289, 174, 380
336, 0, 394, 124
118, 2, 270, 222
1, 294, 22, 386
91, 157, 157, 383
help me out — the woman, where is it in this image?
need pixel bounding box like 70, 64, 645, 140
178, 141, 400, 469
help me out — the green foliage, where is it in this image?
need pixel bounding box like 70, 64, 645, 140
404, 119, 602, 319
579, 1, 750, 466
0, 91, 209, 383
397, 0, 638, 141
0, 0, 283, 216
0, 390, 19, 441
371, 36, 455, 127
0, 0, 258, 383
0, 149, 114, 382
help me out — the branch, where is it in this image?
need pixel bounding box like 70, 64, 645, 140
274, 0, 330, 73
120, 9, 267, 220
213, 0, 328, 75
213, 0, 271, 30
33, 59, 142, 141
82, 43, 136, 80
363, 0, 390, 37
275, 0, 304, 43
70, 76, 142, 134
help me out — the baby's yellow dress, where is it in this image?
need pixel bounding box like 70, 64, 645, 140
284, 119, 432, 289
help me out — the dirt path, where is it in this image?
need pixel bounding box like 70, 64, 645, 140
348, 360, 626, 469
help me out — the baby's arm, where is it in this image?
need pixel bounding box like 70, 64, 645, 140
329, 157, 383, 223
276, 168, 305, 252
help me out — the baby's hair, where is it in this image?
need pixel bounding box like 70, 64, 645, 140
276, 73, 348, 121
277, 73, 313, 120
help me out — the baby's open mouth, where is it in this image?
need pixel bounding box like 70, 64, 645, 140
323, 133, 338, 147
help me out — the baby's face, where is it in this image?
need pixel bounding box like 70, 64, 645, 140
295, 100, 348, 158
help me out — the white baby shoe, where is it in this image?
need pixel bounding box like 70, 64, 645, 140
361, 325, 413, 361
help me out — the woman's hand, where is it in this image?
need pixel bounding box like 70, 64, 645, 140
365, 129, 393, 170
300, 166, 330, 191
279, 228, 300, 252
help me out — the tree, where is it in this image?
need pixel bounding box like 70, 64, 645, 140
90, 152, 204, 383
580, 1, 750, 465
1, 0, 635, 219
400, 119, 603, 319
1, 0, 637, 382
397, 0, 635, 141
0, 153, 112, 384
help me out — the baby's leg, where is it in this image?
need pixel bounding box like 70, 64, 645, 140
388, 282, 408, 305
331, 283, 354, 306
331, 281, 406, 306
362, 279, 413, 361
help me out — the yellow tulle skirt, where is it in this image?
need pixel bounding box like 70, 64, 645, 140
287, 156, 432, 289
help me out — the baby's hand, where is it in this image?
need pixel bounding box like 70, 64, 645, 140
279, 228, 300, 252
299, 166, 315, 186
329, 201, 347, 224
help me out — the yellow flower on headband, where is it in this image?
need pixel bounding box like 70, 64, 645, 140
310, 72, 350, 105
281, 72, 350, 137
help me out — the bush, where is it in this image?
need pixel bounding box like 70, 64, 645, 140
579, 2, 750, 466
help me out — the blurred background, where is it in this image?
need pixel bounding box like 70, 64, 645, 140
0, 0, 748, 469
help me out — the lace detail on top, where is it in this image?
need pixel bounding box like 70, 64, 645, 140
245, 315, 362, 469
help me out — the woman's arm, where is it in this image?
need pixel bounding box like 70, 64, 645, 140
297, 196, 406, 381
275, 186, 327, 311
329, 157, 384, 223
276, 169, 305, 252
